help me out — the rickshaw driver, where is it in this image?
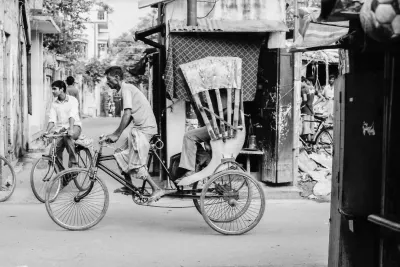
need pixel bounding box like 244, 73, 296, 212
103, 66, 174, 203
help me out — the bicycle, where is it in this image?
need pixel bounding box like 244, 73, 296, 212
30, 130, 92, 203
44, 134, 265, 235
300, 113, 333, 155
0, 155, 16, 202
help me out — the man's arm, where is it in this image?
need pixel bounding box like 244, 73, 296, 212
113, 109, 133, 136
45, 103, 57, 134
105, 109, 133, 143
67, 98, 79, 136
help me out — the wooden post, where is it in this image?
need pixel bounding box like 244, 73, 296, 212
0, 22, 4, 186
292, 0, 301, 185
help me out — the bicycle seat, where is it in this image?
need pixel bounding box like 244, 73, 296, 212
314, 113, 328, 121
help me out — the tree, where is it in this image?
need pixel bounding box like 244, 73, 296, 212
82, 58, 111, 87
109, 9, 158, 86
42, 0, 114, 61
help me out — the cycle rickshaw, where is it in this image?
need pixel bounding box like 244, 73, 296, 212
44, 57, 266, 235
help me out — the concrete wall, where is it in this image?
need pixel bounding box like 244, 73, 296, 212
29, 30, 45, 140
166, 100, 186, 165
0, 0, 30, 160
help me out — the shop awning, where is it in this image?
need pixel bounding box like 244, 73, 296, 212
31, 16, 60, 34
288, 7, 349, 51
169, 19, 288, 33
293, 21, 349, 50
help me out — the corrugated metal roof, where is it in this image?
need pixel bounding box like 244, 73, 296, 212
169, 19, 288, 33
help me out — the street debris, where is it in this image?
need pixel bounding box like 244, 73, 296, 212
297, 148, 332, 202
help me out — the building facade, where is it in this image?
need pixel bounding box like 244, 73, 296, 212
0, 0, 31, 161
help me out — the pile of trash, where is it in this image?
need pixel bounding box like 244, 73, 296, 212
297, 149, 332, 202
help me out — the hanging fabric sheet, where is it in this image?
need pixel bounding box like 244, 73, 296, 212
165, 34, 263, 102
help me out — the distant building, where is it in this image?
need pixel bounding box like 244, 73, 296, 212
82, 7, 111, 60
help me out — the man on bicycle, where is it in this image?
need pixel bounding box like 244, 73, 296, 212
43, 80, 82, 168
103, 66, 171, 203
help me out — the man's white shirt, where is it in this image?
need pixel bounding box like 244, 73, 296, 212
48, 95, 82, 129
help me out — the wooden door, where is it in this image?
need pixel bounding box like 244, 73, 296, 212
260, 48, 294, 183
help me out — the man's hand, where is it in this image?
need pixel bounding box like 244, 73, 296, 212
105, 133, 119, 143
41, 131, 49, 138
67, 128, 75, 137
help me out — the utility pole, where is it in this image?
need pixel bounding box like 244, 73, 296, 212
187, 0, 197, 26
292, 0, 301, 185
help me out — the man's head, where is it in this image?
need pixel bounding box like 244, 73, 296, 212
105, 66, 124, 91
306, 76, 314, 86
66, 76, 75, 86
329, 75, 336, 85
51, 80, 66, 98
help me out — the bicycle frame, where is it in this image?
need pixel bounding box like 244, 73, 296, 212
75, 145, 204, 202
47, 137, 90, 169
301, 117, 331, 144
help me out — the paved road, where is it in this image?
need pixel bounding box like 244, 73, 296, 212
0, 117, 330, 267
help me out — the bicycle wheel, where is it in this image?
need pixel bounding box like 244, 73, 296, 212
0, 156, 16, 202
192, 180, 205, 215
30, 156, 61, 203
315, 129, 333, 155
200, 170, 265, 235
74, 147, 93, 191
193, 161, 245, 215
45, 168, 109, 231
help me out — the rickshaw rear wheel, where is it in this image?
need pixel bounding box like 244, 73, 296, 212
200, 170, 265, 235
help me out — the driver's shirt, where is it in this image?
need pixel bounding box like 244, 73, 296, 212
48, 95, 82, 129
120, 82, 157, 135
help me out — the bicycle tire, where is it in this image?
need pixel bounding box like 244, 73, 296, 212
45, 168, 109, 231
200, 170, 266, 235
193, 161, 245, 215
74, 147, 93, 191
0, 155, 16, 202
30, 156, 61, 203
315, 128, 333, 155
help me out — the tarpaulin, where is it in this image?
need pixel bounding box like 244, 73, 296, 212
165, 34, 263, 101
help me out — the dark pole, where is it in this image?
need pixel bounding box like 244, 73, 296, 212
187, 0, 197, 26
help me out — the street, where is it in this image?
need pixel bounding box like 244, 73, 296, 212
0, 118, 330, 267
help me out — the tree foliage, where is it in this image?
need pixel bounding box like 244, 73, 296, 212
82, 58, 111, 86
109, 9, 158, 86
42, 0, 113, 60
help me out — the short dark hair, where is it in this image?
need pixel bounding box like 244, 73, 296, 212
105, 66, 124, 80
52, 80, 67, 93
66, 76, 75, 85
329, 74, 336, 79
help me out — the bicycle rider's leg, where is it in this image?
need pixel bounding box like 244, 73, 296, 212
56, 137, 65, 165
63, 126, 82, 168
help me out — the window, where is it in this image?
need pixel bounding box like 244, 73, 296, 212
97, 11, 105, 20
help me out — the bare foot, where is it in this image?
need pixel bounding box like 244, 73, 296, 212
145, 188, 177, 205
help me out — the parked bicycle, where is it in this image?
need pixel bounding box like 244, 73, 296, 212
300, 113, 333, 155
30, 129, 92, 203
0, 155, 16, 202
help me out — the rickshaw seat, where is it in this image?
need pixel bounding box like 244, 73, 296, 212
176, 57, 245, 186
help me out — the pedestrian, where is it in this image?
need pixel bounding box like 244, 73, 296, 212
300, 76, 315, 142
66, 76, 80, 115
